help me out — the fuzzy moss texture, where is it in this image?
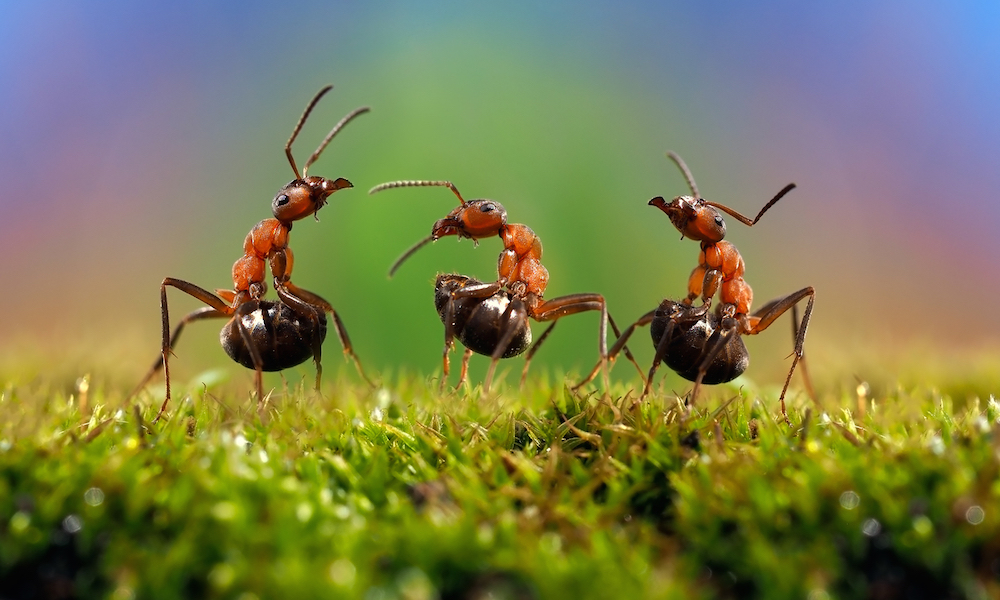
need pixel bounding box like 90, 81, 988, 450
0, 375, 998, 600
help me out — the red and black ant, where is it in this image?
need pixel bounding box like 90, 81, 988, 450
369, 180, 640, 392
130, 85, 371, 421
578, 152, 814, 420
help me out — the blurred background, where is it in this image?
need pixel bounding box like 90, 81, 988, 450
2, 1, 998, 400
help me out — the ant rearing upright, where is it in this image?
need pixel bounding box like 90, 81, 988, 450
131, 85, 371, 421
577, 152, 815, 421
369, 180, 640, 392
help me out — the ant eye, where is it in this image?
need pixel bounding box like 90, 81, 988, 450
480, 203, 495, 213
275, 194, 290, 207
715, 215, 724, 227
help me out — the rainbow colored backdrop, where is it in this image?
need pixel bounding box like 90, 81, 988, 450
2, 2, 998, 394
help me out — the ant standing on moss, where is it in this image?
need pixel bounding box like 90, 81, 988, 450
578, 152, 814, 421
131, 85, 371, 421
370, 180, 641, 392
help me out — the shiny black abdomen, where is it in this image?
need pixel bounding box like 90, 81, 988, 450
650, 299, 748, 384
435, 274, 531, 358
222, 300, 327, 371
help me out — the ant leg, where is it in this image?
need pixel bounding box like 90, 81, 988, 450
275, 285, 326, 390
573, 310, 654, 391
154, 278, 233, 423
607, 312, 645, 381
531, 293, 611, 389
232, 300, 268, 410
129, 307, 225, 402
483, 298, 529, 393
442, 280, 510, 391
789, 304, 816, 402
457, 347, 474, 389
640, 302, 717, 402
641, 317, 680, 401
452, 280, 505, 299
520, 322, 557, 388
605, 312, 643, 382
441, 293, 459, 390
279, 282, 373, 387
745, 286, 815, 421
687, 322, 741, 408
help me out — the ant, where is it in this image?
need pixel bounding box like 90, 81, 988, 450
130, 85, 371, 421
369, 180, 640, 392
577, 152, 814, 421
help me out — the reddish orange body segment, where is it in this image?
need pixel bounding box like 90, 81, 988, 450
687, 240, 753, 315
231, 218, 294, 302
611, 151, 814, 422
370, 179, 628, 392
132, 84, 373, 424
498, 223, 549, 297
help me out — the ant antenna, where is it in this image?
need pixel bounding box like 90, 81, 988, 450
667, 150, 797, 227
370, 180, 470, 277
666, 151, 700, 199
302, 105, 370, 178
388, 235, 434, 278
705, 182, 797, 227
286, 85, 332, 180
284, 85, 371, 180
369, 180, 468, 206
750, 183, 796, 224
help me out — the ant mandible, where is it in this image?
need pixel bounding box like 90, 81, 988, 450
369, 180, 640, 392
131, 85, 371, 421
578, 152, 815, 421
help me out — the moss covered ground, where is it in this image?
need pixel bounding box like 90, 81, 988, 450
1, 371, 998, 599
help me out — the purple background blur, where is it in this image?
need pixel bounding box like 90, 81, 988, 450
2, 2, 998, 392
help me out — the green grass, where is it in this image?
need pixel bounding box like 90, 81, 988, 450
1, 373, 998, 599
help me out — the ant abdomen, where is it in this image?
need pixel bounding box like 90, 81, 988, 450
222, 301, 328, 371
650, 299, 748, 385
434, 274, 531, 359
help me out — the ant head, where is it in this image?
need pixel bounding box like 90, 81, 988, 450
369, 180, 509, 277
272, 176, 353, 223
432, 199, 507, 240
658, 150, 797, 239
277, 85, 369, 224
649, 195, 726, 243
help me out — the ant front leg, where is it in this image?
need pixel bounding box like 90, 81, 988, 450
154, 277, 235, 422
745, 286, 816, 421
685, 320, 741, 410
640, 303, 712, 401
482, 297, 530, 393
441, 279, 506, 390
278, 281, 373, 388
641, 316, 680, 401
230, 300, 271, 412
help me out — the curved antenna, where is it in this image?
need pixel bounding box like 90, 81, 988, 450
706, 182, 797, 227
302, 105, 370, 178
667, 150, 796, 227
666, 151, 700, 198
749, 182, 796, 224
388, 235, 435, 278
370, 180, 469, 277
286, 85, 333, 180
368, 180, 467, 206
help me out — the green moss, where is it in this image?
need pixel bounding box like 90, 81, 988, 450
0, 375, 997, 599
